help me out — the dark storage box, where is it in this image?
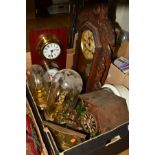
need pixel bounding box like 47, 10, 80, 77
26, 84, 128, 155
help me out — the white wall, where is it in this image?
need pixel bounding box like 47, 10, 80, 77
116, 5, 129, 31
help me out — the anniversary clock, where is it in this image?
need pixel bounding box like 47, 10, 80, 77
74, 3, 115, 92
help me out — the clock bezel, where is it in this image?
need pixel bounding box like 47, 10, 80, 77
37, 33, 62, 61
79, 21, 102, 49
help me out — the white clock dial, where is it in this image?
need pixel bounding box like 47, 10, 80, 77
43, 43, 61, 60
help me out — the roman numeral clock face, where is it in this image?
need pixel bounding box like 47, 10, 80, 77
43, 43, 61, 60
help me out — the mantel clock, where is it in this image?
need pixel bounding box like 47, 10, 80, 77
29, 27, 68, 69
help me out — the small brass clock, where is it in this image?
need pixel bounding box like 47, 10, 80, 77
29, 28, 68, 69
37, 34, 62, 61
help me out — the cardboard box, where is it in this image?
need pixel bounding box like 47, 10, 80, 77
26, 99, 48, 155
117, 41, 129, 60
105, 64, 129, 89
105, 41, 129, 89
27, 84, 128, 155
26, 35, 129, 155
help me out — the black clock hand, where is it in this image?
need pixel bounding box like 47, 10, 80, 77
88, 37, 91, 47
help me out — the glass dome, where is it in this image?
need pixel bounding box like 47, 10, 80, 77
44, 69, 83, 124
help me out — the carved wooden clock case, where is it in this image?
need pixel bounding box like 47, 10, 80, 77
74, 3, 116, 92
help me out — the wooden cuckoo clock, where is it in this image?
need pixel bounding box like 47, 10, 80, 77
74, 3, 115, 92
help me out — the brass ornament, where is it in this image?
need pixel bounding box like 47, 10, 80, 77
43, 121, 86, 151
